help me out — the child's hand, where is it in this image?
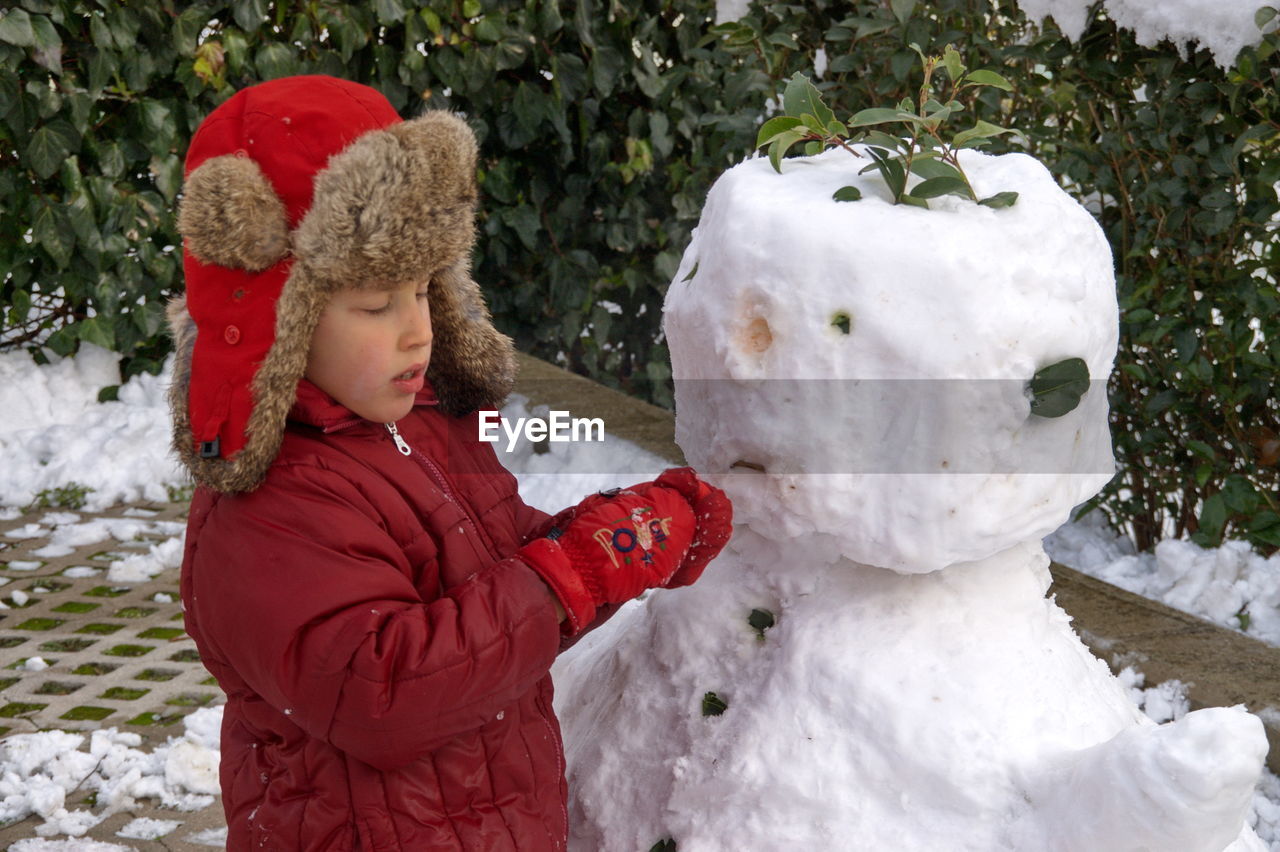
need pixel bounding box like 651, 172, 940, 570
652, 467, 734, 588
518, 485, 694, 634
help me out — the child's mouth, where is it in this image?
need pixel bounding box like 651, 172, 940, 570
392, 364, 426, 392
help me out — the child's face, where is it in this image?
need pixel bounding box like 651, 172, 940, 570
305, 279, 433, 423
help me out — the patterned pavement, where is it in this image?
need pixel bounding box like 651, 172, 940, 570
0, 499, 226, 850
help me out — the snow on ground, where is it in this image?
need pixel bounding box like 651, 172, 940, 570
0, 345, 183, 512
0, 707, 220, 842
1047, 510, 1280, 647
0, 345, 1277, 847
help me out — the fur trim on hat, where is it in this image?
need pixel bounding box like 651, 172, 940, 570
294, 112, 478, 291
427, 261, 516, 418
170, 103, 514, 494
177, 155, 290, 271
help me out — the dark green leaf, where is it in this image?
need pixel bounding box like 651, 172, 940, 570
909, 176, 970, 199
756, 115, 802, 149
862, 130, 906, 151
701, 691, 727, 717
767, 129, 807, 172
88, 11, 112, 49
941, 45, 964, 83
1029, 358, 1090, 418
963, 69, 1014, 91
503, 205, 540, 251
953, 120, 1016, 149
782, 72, 835, 127
255, 43, 298, 80
1198, 493, 1227, 543
748, 608, 776, 634
1221, 475, 1259, 514
848, 107, 902, 128
832, 185, 862, 202
889, 0, 916, 24
232, 0, 269, 34
26, 124, 72, 179
29, 13, 61, 74
78, 316, 115, 349
977, 191, 1019, 208
910, 157, 963, 181
590, 45, 626, 97
373, 0, 407, 25
0, 8, 36, 47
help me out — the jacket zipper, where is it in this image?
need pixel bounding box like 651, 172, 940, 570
383, 422, 501, 560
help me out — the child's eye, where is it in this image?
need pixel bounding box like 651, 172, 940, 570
416, 291, 429, 301
363, 302, 393, 315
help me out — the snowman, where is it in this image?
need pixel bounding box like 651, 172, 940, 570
551, 146, 1268, 851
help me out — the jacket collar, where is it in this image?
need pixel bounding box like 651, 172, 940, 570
289, 378, 440, 431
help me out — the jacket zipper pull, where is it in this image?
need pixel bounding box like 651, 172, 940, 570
385, 422, 411, 456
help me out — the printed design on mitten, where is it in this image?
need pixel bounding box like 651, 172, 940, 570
589, 506, 676, 570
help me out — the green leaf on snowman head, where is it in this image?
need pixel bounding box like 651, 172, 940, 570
1029, 358, 1090, 418
701, 691, 728, 716
782, 72, 836, 129
978, 191, 1020, 208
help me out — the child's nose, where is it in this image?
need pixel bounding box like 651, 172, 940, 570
402, 303, 432, 349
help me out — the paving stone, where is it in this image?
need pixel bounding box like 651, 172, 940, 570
0, 499, 227, 849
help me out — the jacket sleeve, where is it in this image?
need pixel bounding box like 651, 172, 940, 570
186, 462, 562, 772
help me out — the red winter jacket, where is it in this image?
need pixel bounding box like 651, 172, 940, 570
180, 379, 582, 850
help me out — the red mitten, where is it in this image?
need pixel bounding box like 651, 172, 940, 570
518, 486, 694, 633
653, 467, 733, 588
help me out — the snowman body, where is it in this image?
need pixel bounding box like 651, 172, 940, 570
553, 149, 1267, 851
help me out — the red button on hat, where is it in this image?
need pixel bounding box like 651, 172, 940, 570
224, 325, 241, 345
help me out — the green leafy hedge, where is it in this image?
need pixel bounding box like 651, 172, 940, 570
2, 0, 1277, 555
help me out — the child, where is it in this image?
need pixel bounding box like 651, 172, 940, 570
167, 75, 731, 851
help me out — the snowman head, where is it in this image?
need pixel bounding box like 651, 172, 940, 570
664, 148, 1117, 573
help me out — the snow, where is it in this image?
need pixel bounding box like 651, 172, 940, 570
114, 817, 180, 839
1049, 511, 1280, 645
711, 0, 1273, 69
1014, 0, 1273, 68
664, 146, 1117, 574
0, 709, 221, 840
0, 293, 1275, 847
552, 145, 1272, 850
0, 345, 184, 512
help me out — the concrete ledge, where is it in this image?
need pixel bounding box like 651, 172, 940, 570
514, 353, 1280, 774
514, 352, 685, 465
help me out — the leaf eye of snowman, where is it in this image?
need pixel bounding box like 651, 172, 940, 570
1029, 358, 1090, 418
831, 311, 853, 335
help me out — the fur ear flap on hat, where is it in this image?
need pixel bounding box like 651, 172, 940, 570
427, 261, 516, 418
178, 155, 291, 271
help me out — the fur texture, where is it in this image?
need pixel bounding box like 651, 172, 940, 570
293, 112, 479, 291
177, 155, 291, 271
170, 106, 514, 493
